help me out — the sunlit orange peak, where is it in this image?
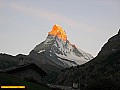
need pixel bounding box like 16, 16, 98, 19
48, 24, 67, 41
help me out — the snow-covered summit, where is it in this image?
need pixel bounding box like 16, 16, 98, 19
30, 24, 93, 68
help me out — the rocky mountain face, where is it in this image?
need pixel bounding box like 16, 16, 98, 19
56, 30, 120, 90
29, 24, 93, 69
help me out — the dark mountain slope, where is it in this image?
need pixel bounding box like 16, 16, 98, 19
98, 29, 120, 57
56, 29, 120, 90
0, 54, 19, 70
0, 73, 52, 90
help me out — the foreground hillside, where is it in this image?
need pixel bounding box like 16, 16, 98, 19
56, 30, 120, 90
0, 73, 52, 90
0, 73, 63, 90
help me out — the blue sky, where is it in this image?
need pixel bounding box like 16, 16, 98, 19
0, 0, 120, 56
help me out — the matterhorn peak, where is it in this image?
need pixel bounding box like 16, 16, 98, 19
48, 24, 67, 41
29, 24, 93, 68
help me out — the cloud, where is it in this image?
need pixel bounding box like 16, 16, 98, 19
2, 2, 96, 32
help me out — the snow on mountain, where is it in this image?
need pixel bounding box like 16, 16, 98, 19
29, 24, 93, 68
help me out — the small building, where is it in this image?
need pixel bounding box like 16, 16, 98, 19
73, 83, 79, 89
5, 63, 47, 83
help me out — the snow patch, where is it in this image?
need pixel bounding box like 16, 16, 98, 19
38, 50, 45, 53
56, 53, 87, 65
58, 58, 76, 66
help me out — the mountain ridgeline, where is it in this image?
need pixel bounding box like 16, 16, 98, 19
0, 25, 93, 71
56, 29, 120, 90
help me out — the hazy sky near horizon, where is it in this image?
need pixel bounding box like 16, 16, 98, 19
0, 0, 120, 57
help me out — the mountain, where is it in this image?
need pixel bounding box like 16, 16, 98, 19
29, 24, 93, 69
56, 29, 120, 90
0, 24, 93, 84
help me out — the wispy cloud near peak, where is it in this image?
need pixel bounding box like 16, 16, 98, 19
6, 2, 96, 32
